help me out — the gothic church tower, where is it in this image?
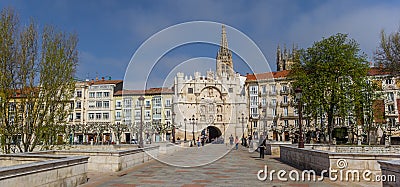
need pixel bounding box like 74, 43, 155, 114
216, 25, 234, 78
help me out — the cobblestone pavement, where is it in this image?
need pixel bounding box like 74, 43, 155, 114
80, 144, 380, 187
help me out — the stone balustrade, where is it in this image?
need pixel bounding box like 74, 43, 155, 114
280, 145, 400, 182
0, 154, 88, 187
30, 145, 160, 172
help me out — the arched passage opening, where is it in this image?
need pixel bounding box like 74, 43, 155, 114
202, 126, 222, 143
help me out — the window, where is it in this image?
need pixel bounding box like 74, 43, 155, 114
124, 109, 132, 117
145, 111, 151, 117
165, 99, 171, 107
272, 99, 276, 106
262, 85, 266, 94
69, 113, 73, 121
96, 113, 102, 120
96, 92, 102, 98
188, 88, 193, 94
166, 110, 171, 118
388, 104, 395, 113
124, 99, 132, 108
284, 120, 288, 127
253, 121, 257, 128
250, 96, 258, 106
89, 92, 95, 98
116, 101, 121, 108
283, 107, 288, 116
103, 101, 109, 108
76, 90, 82, 98
76, 112, 81, 120
250, 85, 258, 95
387, 92, 394, 102
135, 111, 140, 118
103, 92, 110, 97
271, 85, 276, 93
386, 79, 393, 84
89, 113, 94, 120
153, 97, 161, 107
116, 111, 121, 119
271, 108, 276, 117
69, 102, 74, 109
282, 85, 287, 91
250, 107, 258, 115
283, 95, 288, 103
262, 98, 267, 107
76, 101, 81, 109
88, 101, 95, 108
229, 88, 234, 93
96, 101, 102, 108
146, 100, 151, 107
103, 113, 109, 120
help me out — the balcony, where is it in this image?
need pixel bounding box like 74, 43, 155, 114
280, 101, 289, 107
280, 90, 289, 95
269, 102, 277, 108
269, 91, 277, 96
386, 111, 398, 117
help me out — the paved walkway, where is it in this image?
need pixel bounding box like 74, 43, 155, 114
80, 144, 380, 187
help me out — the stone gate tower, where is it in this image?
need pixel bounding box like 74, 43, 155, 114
173, 25, 247, 142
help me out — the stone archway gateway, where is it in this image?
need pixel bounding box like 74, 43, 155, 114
204, 126, 222, 143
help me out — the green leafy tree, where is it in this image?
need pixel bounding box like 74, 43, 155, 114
289, 33, 374, 143
374, 28, 400, 73
0, 8, 78, 153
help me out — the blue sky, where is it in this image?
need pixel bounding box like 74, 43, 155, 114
1, 0, 400, 88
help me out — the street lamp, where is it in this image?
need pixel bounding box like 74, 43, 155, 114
238, 113, 248, 146
295, 87, 304, 148
172, 112, 176, 143
184, 118, 187, 142
189, 115, 197, 142
249, 117, 253, 138
138, 96, 145, 148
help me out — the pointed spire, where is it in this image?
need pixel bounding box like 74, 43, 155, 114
219, 25, 230, 54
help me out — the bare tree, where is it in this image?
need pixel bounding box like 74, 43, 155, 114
374, 28, 400, 73
0, 8, 78, 153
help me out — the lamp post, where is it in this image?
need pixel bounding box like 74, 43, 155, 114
238, 113, 248, 146
249, 117, 253, 138
295, 87, 304, 148
189, 115, 197, 142
172, 112, 176, 143
138, 96, 145, 148
184, 118, 187, 142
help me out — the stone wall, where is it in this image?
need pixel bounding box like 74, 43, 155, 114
378, 160, 400, 187
280, 145, 400, 182
265, 141, 292, 157
0, 154, 88, 187
32, 145, 160, 172
308, 145, 400, 153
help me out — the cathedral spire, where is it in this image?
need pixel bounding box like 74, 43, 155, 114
216, 24, 233, 78
219, 25, 230, 56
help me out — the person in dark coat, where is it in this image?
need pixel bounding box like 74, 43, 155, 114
258, 138, 266, 159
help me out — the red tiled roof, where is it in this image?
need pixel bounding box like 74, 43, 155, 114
90, 80, 123, 85
246, 70, 290, 81
367, 67, 390, 76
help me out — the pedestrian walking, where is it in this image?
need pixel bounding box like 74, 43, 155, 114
258, 138, 266, 159
234, 136, 239, 150
197, 137, 201, 148
229, 134, 234, 147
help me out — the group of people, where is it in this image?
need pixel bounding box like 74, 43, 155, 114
228, 134, 267, 159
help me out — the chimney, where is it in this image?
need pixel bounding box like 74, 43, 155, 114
91, 79, 94, 84
102, 77, 105, 81
95, 76, 98, 81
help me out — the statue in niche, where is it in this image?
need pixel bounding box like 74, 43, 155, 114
208, 88, 214, 97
